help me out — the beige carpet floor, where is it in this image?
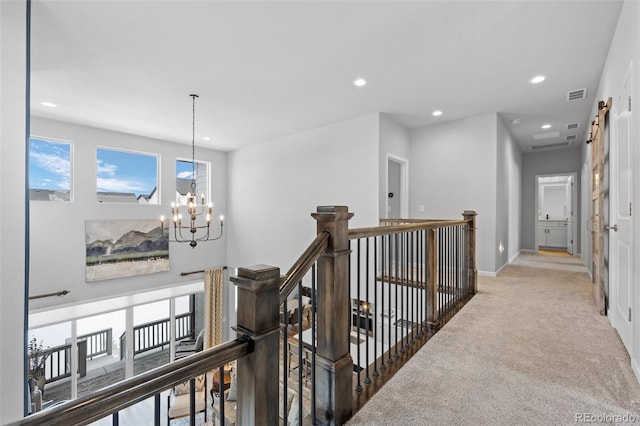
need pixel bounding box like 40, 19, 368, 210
347, 252, 640, 425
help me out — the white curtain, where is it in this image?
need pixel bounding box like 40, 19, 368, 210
203, 267, 224, 349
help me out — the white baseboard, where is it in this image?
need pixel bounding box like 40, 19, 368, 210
495, 262, 508, 276
520, 249, 537, 253
508, 250, 521, 265
478, 270, 497, 278
632, 357, 640, 385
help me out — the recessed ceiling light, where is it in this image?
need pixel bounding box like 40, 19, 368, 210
40, 101, 57, 108
530, 75, 545, 84
432, 110, 443, 117
202, 136, 211, 141
353, 78, 367, 87
541, 124, 552, 129
512, 119, 521, 125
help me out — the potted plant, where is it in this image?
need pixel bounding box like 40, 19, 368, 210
28, 337, 49, 392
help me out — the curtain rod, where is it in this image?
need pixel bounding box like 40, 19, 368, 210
180, 266, 228, 277
29, 290, 70, 300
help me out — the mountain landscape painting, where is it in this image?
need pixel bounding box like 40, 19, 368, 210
85, 219, 169, 282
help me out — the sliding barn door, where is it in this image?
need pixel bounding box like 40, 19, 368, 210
590, 98, 611, 315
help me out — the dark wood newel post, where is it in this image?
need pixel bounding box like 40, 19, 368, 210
462, 211, 478, 294
231, 264, 282, 426
312, 206, 354, 425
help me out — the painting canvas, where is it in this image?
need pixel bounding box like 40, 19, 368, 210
85, 219, 169, 282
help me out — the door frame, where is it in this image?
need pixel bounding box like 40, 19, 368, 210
386, 154, 409, 219
534, 173, 577, 253
608, 63, 633, 354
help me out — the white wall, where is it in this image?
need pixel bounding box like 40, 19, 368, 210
227, 113, 380, 273
521, 148, 582, 251
1, 0, 27, 421
28, 117, 228, 310
410, 113, 498, 275
496, 114, 522, 268
583, 0, 640, 381
379, 113, 411, 219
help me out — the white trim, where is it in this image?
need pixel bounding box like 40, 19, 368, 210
495, 262, 508, 276
632, 357, 640, 385
386, 153, 409, 218
28, 280, 203, 328
534, 173, 578, 253
508, 250, 522, 264
478, 270, 497, 278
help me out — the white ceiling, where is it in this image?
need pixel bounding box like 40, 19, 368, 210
29, 0, 623, 152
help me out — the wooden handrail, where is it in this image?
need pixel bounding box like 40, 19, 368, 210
279, 230, 330, 303
379, 218, 450, 224
12, 338, 252, 426
349, 219, 467, 240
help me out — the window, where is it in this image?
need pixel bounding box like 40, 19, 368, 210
29, 137, 72, 202
97, 147, 159, 204
175, 159, 210, 205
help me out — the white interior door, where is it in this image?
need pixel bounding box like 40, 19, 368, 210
387, 159, 401, 218
610, 64, 633, 352
386, 154, 408, 219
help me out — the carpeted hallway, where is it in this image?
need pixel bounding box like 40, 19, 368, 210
348, 252, 640, 425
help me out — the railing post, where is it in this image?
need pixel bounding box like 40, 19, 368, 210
106, 329, 113, 356
463, 211, 478, 294
311, 206, 354, 425
425, 229, 438, 326
77, 340, 87, 378
231, 264, 282, 426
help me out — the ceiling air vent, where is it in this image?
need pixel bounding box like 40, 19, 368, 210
566, 122, 580, 130
533, 131, 560, 140
567, 88, 587, 101
529, 141, 573, 151
566, 135, 577, 141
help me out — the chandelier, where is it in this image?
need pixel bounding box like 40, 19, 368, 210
161, 94, 223, 248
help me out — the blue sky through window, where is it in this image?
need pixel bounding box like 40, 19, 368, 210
97, 148, 158, 198
29, 137, 71, 191
176, 160, 195, 180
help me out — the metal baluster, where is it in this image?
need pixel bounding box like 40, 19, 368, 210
387, 233, 393, 366
282, 300, 288, 425
411, 231, 418, 344
403, 231, 408, 351
373, 236, 379, 378
394, 233, 400, 359
311, 263, 317, 425
457, 226, 461, 303
297, 283, 304, 425
112, 412, 118, 426
399, 231, 405, 354
380, 234, 387, 372
439, 228, 443, 318
218, 366, 225, 426
364, 237, 371, 386
154, 393, 160, 426
417, 230, 422, 337
355, 239, 362, 393
405, 231, 410, 349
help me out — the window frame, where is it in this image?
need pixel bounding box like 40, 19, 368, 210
28, 135, 74, 203
175, 157, 211, 206
96, 146, 161, 205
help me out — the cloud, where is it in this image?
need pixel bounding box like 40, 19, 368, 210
97, 160, 118, 177
97, 178, 148, 194
177, 171, 194, 179
30, 151, 70, 177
